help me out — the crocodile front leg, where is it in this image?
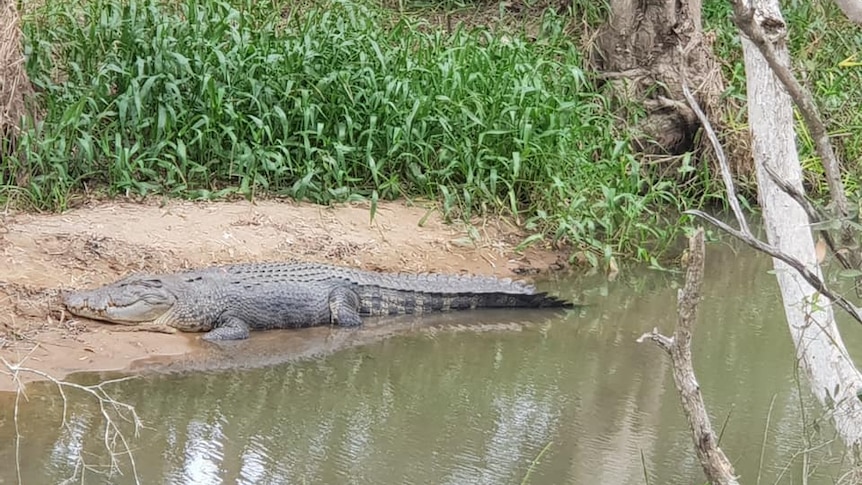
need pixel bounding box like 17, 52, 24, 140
203, 315, 252, 341
328, 285, 362, 327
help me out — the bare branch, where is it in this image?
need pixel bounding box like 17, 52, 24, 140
763, 164, 855, 271
638, 229, 739, 485
1, 358, 143, 484
678, 73, 862, 326
635, 328, 673, 351
685, 209, 862, 324
679, 82, 750, 234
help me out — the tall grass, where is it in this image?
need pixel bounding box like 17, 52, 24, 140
4, 0, 686, 266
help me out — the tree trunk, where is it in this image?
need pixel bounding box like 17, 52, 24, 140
593, 0, 725, 157
741, 0, 862, 456
832, 0, 862, 24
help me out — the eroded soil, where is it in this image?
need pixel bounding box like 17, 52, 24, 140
0, 198, 568, 391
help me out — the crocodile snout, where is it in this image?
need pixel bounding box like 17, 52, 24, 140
63, 285, 173, 325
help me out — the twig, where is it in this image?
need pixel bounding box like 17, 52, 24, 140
1, 358, 143, 484
594, 68, 651, 79
108, 324, 178, 335
520, 440, 554, 485
13, 373, 22, 485
637, 228, 739, 485
763, 164, 854, 271
756, 394, 777, 485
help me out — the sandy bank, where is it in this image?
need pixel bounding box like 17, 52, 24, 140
0, 198, 568, 391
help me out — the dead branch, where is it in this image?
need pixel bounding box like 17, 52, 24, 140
679, 82, 862, 325
637, 228, 739, 485
1, 357, 143, 484
763, 164, 854, 272
678, 71, 749, 235
732, 4, 857, 261
687, 209, 862, 323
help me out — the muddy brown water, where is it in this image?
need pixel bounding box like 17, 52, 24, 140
1, 247, 860, 484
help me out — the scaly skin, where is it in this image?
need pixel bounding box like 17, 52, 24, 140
63, 262, 574, 341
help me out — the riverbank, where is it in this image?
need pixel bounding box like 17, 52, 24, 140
0, 198, 568, 391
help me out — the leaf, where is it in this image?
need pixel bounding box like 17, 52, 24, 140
838, 54, 861, 68
515, 233, 544, 252
838, 269, 862, 278
815, 236, 827, 263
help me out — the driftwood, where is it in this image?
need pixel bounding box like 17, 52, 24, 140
637, 228, 739, 485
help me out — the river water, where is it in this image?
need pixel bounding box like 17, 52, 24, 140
1, 247, 860, 484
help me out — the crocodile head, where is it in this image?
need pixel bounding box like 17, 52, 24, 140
64, 275, 177, 325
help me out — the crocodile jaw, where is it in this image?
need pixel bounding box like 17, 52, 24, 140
63, 278, 177, 325
64, 294, 173, 325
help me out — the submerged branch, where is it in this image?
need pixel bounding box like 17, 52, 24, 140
637, 229, 739, 485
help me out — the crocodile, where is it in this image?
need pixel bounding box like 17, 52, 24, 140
63, 261, 574, 341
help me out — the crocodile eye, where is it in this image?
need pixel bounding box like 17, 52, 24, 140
139, 279, 164, 288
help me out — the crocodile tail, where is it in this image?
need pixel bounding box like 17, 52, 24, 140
476, 291, 575, 309
357, 288, 575, 316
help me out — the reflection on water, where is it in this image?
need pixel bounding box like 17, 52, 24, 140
1, 246, 859, 484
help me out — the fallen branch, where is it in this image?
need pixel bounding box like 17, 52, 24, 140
637, 228, 739, 485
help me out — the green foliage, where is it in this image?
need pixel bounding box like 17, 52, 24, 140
4, 0, 691, 266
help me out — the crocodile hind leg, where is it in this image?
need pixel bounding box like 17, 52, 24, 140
202, 315, 252, 341
328, 285, 362, 327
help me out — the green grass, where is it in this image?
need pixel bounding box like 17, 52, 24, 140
3, 0, 694, 266
3, 0, 857, 267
